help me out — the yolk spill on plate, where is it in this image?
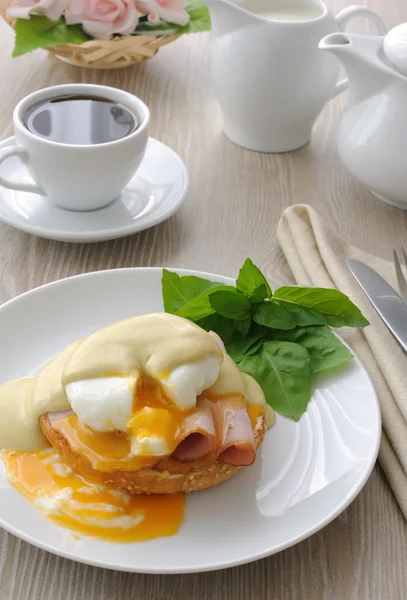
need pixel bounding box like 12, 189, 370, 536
1, 448, 185, 543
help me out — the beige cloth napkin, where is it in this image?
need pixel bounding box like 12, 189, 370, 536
277, 204, 407, 519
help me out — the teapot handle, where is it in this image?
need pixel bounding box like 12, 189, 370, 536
333, 5, 387, 97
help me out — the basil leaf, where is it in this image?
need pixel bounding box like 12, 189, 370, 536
269, 326, 353, 372
13, 16, 89, 57
274, 286, 369, 327
209, 289, 252, 320
253, 300, 296, 330
195, 313, 235, 345
176, 285, 239, 320
236, 258, 272, 303
132, 0, 211, 35
249, 322, 270, 337
234, 318, 251, 337
161, 270, 186, 314
239, 341, 312, 420
162, 269, 221, 314
251, 283, 270, 304
226, 335, 264, 363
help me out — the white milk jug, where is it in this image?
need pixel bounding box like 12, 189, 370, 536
205, 0, 386, 152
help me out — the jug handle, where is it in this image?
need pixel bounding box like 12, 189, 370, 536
332, 5, 387, 97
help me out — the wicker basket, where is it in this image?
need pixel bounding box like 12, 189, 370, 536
46, 34, 179, 69
2, 10, 179, 69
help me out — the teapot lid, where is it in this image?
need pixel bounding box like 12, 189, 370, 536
384, 23, 407, 76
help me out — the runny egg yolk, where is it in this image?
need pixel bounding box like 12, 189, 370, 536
128, 377, 190, 455
246, 403, 264, 429
127, 407, 179, 454
1, 448, 185, 543
51, 376, 191, 472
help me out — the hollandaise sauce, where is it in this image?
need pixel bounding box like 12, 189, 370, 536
0, 314, 272, 452
1, 448, 185, 543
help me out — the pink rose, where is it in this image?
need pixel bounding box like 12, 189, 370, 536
7, 0, 65, 21
65, 0, 139, 39
137, 0, 189, 26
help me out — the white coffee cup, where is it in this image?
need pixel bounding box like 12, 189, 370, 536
0, 84, 150, 211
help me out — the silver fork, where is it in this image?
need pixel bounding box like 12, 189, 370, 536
393, 248, 407, 304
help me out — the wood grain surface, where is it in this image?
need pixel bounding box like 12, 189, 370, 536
1, 0, 407, 598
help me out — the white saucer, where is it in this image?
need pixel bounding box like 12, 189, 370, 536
0, 136, 188, 243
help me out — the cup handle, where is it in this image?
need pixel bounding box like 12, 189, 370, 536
0, 145, 45, 195
332, 5, 388, 97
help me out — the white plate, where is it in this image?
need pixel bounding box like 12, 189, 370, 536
0, 268, 381, 574
0, 137, 188, 243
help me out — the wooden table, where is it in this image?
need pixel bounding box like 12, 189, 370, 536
1, 0, 407, 597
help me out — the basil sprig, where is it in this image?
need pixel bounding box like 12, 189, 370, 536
161, 259, 368, 420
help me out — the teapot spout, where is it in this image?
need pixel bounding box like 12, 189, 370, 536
319, 33, 392, 103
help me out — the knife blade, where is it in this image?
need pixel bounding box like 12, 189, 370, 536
345, 258, 407, 354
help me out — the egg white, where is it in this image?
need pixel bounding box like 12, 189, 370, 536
161, 357, 221, 410
64, 358, 221, 457
35, 489, 144, 529
65, 376, 136, 433
130, 435, 169, 457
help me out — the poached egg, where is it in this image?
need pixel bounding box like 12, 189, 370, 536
65, 356, 221, 459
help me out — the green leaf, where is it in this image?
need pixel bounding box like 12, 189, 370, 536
251, 283, 270, 304
13, 16, 90, 57
161, 261, 365, 422
176, 285, 238, 320
269, 326, 353, 372
239, 341, 312, 420
226, 335, 264, 363
195, 313, 235, 345
274, 286, 370, 328
132, 0, 211, 36
236, 258, 272, 303
253, 300, 296, 330
175, 294, 215, 320
249, 322, 269, 338
209, 289, 252, 320
162, 270, 185, 314
161, 269, 221, 315
234, 318, 251, 337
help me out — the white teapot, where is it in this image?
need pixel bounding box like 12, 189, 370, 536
320, 24, 407, 209
205, 0, 386, 152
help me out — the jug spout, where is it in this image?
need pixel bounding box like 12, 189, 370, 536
204, 0, 261, 36
319, 33, 392, 103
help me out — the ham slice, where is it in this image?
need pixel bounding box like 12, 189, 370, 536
45, 401, 218, 471
213, 396, 257, 466
44, 393, 257, 472
46, 409, 162, 472
172, 397, 217, 463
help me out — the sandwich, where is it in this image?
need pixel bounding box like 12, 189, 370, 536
1, 313, 274, 497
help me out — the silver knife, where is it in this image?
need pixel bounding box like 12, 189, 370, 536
345, 258, 407, 353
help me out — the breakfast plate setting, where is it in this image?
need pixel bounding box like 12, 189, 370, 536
0, 265, 381, 574
3, 0, 407, 588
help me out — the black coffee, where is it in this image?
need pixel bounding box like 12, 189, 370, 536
24, 94, 138, 145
